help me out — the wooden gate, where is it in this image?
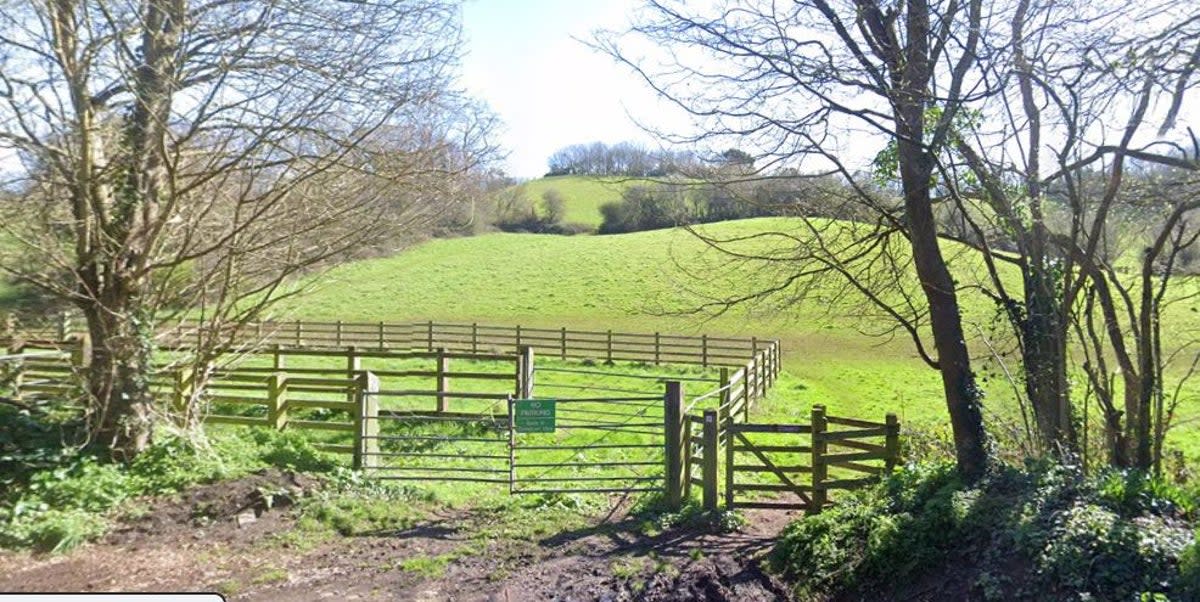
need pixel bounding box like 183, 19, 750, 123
355, 349, 523, 485
723, 405, 899, 512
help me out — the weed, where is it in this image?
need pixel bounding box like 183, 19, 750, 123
263, 526, 331, 553
1179, 534, 1200, 599
610, 556, 646, 580
300, 494, 421, 536
399, 554, 451, 579
215, 579, 241, 597
251, 568, 289, 585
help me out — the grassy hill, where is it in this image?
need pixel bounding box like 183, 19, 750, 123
278, 217, 1200, 463
509, 175, 649, 227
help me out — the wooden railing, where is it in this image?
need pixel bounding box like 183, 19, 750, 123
160, 319, 781, 372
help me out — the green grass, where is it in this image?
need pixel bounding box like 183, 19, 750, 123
509, 176, 652, 227
205, 349, 727, 505
274, 220, 1003, 423
275, 216, 1200, 466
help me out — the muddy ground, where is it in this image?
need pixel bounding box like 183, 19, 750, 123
0, 471, 797, 601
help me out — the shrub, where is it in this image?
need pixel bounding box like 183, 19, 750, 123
1033, 503, 1190, 598
17, 508, 108, 554
769, 462, 1197, 601
770, 462, 967, 599
1179, 535, 1200, 599
1094, 469, 1197, 519
598, 185, 690, 234
492, 187, 586, 234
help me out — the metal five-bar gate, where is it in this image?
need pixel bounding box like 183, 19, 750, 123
508, 394, 667, 495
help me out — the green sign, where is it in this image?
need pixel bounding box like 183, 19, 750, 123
514, 399, 556, 433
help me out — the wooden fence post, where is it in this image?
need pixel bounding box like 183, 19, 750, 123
172, 366, 194, 419
767, 346, 776, 387
378, 321, 385, 349
654, 332, 661, 365
516, 324, 522, 348
473, 323, 479, 354
774, 342, 781, 380
757, 354, 765, 399
68, 336, 87, 369
517, 345, 534, 399
8, 342, 23, 401
747, 358, 757, 407
427, 320, 434, 351
664, 381, 685, 511
436, 347, 450, 412
57, 312, 70, 341
273, 344, 285, 370
701, 334, 708, 368
294, 320, 302, 346
759, 355, 766, 398
346, 347, 360, 405
268, 372, 288, 430
606, 330, 613, 364
885, 413, 900, 473
507, 395, 517, 494
739, 364, 748, 422
336, 320, 343, 346
719, 367, 730, 410
354, 371, 380, 470
702, 409, 719, 512
683, 417, 693, 500
560, 327, 567, 360
724, 405, 735, 510
810, 405, 828, 514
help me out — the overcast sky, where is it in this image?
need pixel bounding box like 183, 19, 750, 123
460, 0, 677, 179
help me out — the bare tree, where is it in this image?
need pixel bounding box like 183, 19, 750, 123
0, 0, 495, 457
932, 1, 1200, 468
599, 0, 992, 479
601, 0, 1200, 472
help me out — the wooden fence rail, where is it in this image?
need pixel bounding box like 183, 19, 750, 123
153, 319, 781, 373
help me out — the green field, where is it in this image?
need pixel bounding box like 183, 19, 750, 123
275, 214, 1200, 466
510, 175, 649, 227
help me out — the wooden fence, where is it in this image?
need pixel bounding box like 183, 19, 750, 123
1, 318, 903, 512
159, 319, 781, 372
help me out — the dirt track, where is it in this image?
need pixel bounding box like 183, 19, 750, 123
0, 472, 796, 601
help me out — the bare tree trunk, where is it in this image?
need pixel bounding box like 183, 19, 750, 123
901, 149, 990, 480
1023, 277, 1075, 454
897, 78, 989, 479
81, 296, 156, 458
892, 0, 989, 481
